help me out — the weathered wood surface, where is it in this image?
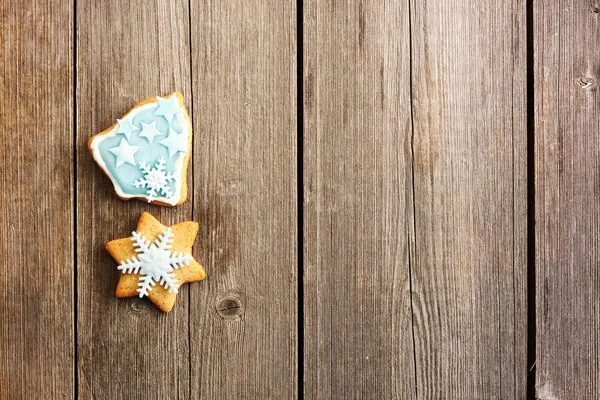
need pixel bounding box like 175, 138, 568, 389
189, 1, 298, 398
535, 2, 600, 399
303, 1, 416, 399
7, 0, 600, 398
410, 0, 528, 398
304, 0, 528, 398
0, 1, 75, 398
76, 1, 193, 398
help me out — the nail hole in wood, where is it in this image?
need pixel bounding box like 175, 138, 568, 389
216, 295, 244, 319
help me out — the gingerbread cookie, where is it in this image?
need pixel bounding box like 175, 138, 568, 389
88, 92, 192, 206
106, 212, 206, 312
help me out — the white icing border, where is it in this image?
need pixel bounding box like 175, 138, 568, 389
89, 101, 188, 206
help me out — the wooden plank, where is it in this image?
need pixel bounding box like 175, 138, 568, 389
76, 1, 193, 398
534, 2, 600, 398
410, 0, 528, 398
0, 1, 74, 398
189, 1, 297, 398
303, 1, 416, 398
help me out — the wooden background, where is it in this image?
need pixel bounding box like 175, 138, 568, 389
0, 1, 596, 399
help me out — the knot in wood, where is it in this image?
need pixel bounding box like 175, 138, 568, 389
592, 4, 600, 13
578, 77, 597, 90
216, 294, 244, 319
130, 299, 147, 313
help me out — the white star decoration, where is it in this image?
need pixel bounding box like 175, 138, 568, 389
108, 138, 139, 167
138, 121, 161, 143
116, 118, 137, 140
160, 128, 188, 158
155, 95, 183, 124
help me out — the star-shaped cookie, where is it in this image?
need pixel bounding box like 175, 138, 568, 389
106, 212, 206, 312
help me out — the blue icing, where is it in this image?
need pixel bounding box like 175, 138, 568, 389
98, 104, 185, 197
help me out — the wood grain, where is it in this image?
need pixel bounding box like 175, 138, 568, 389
303, 1, 416, 398
0, 1, 74, 398
410, 0, 528, 398
76, 1, 193, 398
535, 2, 600, 398
189, 1, 298, 398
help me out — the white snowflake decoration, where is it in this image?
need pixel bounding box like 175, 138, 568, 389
133, 158, 176, 202
117, 228, 194, 297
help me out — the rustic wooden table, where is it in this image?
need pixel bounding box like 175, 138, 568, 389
0, 1, 595, 399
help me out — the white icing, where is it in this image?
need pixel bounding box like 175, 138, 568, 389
89, 100, 189, 205
117, 228, 193, 297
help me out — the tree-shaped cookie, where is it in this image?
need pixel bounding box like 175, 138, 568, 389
89, 92, 192, 206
